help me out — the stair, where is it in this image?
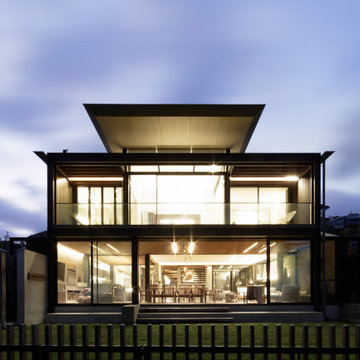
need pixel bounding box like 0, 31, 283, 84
137, 304, 234, 323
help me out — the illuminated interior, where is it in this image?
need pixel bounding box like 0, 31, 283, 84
130, 174, 224, 224
55, 163, 313, 225
57, 241, 131, 304
138, 239, 311, 304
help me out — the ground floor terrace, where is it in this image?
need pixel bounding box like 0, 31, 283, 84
54, 236, 317, 309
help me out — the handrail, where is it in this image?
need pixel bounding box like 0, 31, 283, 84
55, 202, 312, 225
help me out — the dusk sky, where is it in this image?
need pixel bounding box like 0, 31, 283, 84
1, 1, 360, 237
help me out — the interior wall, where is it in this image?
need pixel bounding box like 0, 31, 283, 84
297, 175, 312, 224
56, 172, 73, 203
56, 172, 74, 224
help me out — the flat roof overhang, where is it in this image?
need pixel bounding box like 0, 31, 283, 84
84, 104, 265, 153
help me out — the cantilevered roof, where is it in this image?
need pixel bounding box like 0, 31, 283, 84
84, 104, 265, 153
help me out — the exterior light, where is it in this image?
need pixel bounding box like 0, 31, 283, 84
68, 177, 123, 181
188, 241, 195, 254
210, 164, 218, 173
230, 176, 299, 182
106, 243, 119, 253
171, 241, 178, 254
243, 242, 259, 254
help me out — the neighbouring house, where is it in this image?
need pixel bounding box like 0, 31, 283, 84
17, 104, 335, 323
327, 213, 360, 234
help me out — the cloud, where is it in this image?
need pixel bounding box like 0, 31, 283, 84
327, 189, 360, 216
0, 197, 46, 237
1, 0, 360, 236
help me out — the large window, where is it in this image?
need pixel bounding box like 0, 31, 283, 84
231, 187, 289, 224
269, 240, 311, 303
138, 239, 269, 304
57, 241, 131, 304
76, 186, 122, 225
130, 175, 224, 224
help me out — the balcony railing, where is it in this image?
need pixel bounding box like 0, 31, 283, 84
56, 202, 312, 225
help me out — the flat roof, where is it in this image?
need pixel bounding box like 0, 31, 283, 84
84, 104, 265, 153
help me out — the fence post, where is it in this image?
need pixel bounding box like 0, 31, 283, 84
303, 325, 309, 360
31, 324, 41, 360
236, 324, 242, 360
185, 324, 189, 360
69, 325, 76, 360
159, 324, 164, 360
316, 325, 323, 360
94, 324, 101, 360
211, 324, 215, 360
276, 325, 281, 360
289, 325, 295, 360
263, 325, 268, 360
198, 325, 202, 360
57, 325, 64, 360
329, 324, 336, 360
146, 324, 152, 360
7, 324, 15, 360
250, 325, 255, 360
343, 325, 349, 360
107, 324, 113, 360
19, 324, 27, 360
224, 324, 228, 360
120, 324, 126, 360
44, 324, 52, 360
82, 325, 89, 360
133, 324, 139, 360
172, 324, 176, 360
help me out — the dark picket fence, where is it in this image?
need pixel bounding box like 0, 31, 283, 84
0, 323, 360, 360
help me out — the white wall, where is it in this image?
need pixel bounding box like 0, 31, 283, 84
17, 248, 47, 324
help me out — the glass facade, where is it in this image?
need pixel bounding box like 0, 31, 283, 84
269, 240, 311, 303
57, 241, 131, 304
137, 239, 311, 304
130, 174, 224, 225
56, 179, 311, 225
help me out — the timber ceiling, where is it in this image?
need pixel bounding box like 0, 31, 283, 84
57, 165, 124, 179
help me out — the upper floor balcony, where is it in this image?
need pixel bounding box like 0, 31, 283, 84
52, 158, 317, 227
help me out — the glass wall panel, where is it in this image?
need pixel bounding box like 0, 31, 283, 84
73, 186, 122, 225
90, 187, 102, 225
103, 188, 115, 225
270, 240, 311, 303
231, 187, 258, 224
138, 239, 267, 304
231, 187, 290, 224
115, 187, 123, 224
57, 240, 131, 304
57, 242, 91, 304
130, 175, 224, 224
92, 241, 132, 304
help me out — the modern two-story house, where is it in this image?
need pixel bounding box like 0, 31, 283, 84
31, 104, 332, 319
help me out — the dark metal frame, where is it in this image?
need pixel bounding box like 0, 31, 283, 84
44, 151, 322, 311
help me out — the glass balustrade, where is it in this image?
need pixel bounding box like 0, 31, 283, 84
56, 202, 312, 225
